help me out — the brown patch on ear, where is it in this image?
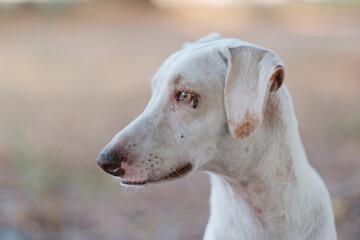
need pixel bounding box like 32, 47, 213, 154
270, 66, 285, 92
233, 110, 260, 139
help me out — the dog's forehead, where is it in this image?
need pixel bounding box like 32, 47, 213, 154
151, 38, 255, 88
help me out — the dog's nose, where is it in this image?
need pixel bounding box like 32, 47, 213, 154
97, 150, 125, 177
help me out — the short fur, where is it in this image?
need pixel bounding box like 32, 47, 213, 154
97, 33, 337, 240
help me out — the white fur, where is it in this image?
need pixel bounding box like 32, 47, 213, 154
99, 33, 337, 239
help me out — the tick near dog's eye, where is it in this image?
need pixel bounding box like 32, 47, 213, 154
177, 91, 198, 108
178, 92, 192, 101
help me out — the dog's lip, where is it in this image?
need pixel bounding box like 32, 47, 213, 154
120, 163, 193, 186
105, 167, 125, 177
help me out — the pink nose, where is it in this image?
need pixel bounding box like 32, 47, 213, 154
97, 150, 125, 177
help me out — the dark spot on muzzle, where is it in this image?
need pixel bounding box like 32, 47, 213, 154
97, 149, 125, 177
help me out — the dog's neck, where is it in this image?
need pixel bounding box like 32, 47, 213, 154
202, 87, 313, 239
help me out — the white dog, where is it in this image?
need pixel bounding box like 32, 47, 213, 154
97, 33, 337, 240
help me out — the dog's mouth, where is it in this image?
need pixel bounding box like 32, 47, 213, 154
120, 163, 193, 186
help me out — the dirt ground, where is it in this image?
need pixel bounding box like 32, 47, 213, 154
0, 1, 360, 239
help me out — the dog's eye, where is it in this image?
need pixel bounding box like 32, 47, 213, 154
177, 91, 198, 108
178, 92, 192, 102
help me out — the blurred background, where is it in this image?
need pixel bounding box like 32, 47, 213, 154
0, 0, 359, 239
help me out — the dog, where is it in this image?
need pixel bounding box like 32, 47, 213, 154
97, 33, 337, 240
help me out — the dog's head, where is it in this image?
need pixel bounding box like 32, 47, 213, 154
97, 33, 285, 186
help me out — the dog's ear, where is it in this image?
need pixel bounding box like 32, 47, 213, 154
183, 32, 222, 49
222, 45, 285, 139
